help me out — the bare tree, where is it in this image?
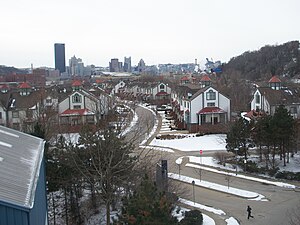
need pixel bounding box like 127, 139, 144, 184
71, 125, 136, 225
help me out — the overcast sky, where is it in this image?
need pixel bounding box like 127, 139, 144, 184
1, 0, 300, 68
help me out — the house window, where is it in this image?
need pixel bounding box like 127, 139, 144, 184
72, 93, 82, 103
290, 107, 297, 114
12, 111, 19, 118
46, 98, 52, 104
160, 84, 165, 91
207, 102, 215, 107
255, 94, 260, 104
74, 105, 81, 109
0, 112, 2, 119
206, 90, 216, 100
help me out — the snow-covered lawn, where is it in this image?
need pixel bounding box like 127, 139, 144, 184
150, 134, 227, 151
169, 173, 267, 200
186, 160, 296, 189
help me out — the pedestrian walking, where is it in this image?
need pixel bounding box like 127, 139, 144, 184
247, 205, 254, 219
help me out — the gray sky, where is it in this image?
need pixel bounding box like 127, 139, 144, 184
1, 0, 300, 68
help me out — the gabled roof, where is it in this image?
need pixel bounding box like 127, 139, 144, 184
18, 82, 31, 89
181, 76, 190, 81
268, 76, 281, 83
60, 108, 94, 116
257, 87, 300, 105
72, 80, 82, 87
198, 106, 225, 114
156, 91, 169, 96
0, 126, 45, 208
200, 74, 211, 81
0, 84, 9, 90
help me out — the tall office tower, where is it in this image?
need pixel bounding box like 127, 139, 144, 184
54, 43, 66, 73
123, 56, 131, 72
109, 58, 120, 72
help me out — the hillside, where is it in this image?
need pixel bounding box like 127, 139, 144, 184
222, 40, 300, 80
0, 65, 27, 75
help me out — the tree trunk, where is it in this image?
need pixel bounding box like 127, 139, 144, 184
106, 201, 110, 225
259, 144, 262, 162
64, 188, 69, 225
52, 192, 56, 225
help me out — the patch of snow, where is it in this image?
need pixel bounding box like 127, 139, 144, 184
150, 134, 227, 151
186, 162, 295, 189
140, 145, 174, 153
178, 198, 226, 216
226, 217, 240, 225
169, 173, 263, 199
172, 206, 216, 225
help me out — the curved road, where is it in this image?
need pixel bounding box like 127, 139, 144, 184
127, 105, 300, 225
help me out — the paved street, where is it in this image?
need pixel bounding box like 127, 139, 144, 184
131, 105, 300, 225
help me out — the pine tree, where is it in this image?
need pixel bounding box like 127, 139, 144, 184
116, 174, 178, 225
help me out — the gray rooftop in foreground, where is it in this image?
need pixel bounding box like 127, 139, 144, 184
0, 126, 45, 209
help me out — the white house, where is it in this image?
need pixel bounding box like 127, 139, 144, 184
250, 76, 300, 119
172, 84, 230, 133
58, 81, 112, 127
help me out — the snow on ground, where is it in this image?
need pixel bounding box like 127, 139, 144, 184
225, 217, 240, 225
139, 104, 159, 146
178, 198, 226, 216
121, 106, 138, 136
150, 134, 227, 151
186, 160, 296, 189
169, 173, 265, 200
172, 206, 216, 225
249, 153, 300, 173
188, 156, 240, 172
141, 145, 174, 153
61, 132, 80, 144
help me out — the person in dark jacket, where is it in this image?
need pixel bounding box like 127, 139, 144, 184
247, 205, 254, 219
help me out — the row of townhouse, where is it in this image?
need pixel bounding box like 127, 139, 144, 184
171, 74, 300, 133
114, 80, 172, 105
0, 80, 113, 133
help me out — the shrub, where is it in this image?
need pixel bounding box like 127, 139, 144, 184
275, 171, 300, 181
180, 210, 203, 225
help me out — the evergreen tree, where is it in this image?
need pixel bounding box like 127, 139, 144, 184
179, 210, 203, 225
226, 117, 253, 161
116, 174, 178, 225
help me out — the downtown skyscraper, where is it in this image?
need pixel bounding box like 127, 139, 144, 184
54, 43, 66, 73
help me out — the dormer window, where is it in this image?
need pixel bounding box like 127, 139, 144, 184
160, 84, 165, 91
72, 93, 82, 103
46, 98, 52, 105
206, 90, 216, 100
255, 94, 260, 104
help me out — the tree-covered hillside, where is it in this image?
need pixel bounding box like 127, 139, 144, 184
0, 65, 27, 75
222, 40, 300, 80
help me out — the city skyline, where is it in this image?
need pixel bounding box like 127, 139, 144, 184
1, 0, 300, 68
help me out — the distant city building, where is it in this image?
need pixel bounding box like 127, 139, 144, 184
69, 55, 84, 76
137, 59, 146, 72
123, 57, 132, 72
54, 43, 66, 74
109, 58, 122, 72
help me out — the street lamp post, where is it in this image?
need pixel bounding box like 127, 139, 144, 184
199, 150, 203, 181
192, 180, 195, 205
244, 159, 247, 172
234, 148, 238, 175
